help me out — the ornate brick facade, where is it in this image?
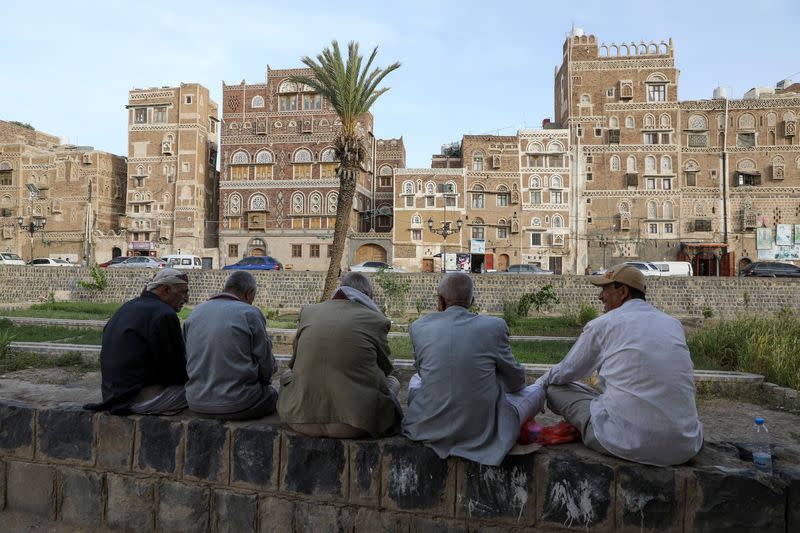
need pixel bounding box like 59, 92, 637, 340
0, 120, 127, 263
125, 84, 219, 263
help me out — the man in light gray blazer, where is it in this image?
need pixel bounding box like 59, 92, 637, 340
402, 272, 544, 466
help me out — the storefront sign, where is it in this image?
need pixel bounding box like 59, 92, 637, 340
470, 239, 485, 254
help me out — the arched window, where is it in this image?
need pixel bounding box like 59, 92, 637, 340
626, 156, 637, 173
552, 214, 564, 228
425, 182, 435, 195
471, 218, 485, 240
255, 150, 273, 164
411, 214, 422, 226
379, 165, 392, 176
232, 151, 249, 164
647, 201, 657, 219
309, 192, 322, 214
625, 116, 634, 128
251, 95, 264, 108
738, 113, 755, 130
609, 116, 619, 129
530, 175, 541, 189
227, 193, 242, 215
660, 113, 671, 128
291, 192, 304, 214
327, 192, 338, 214
472, 150, 484, 171
471, 184, 485, 208
645, 155, 657, 172
526, 141, 544, 153
320, 148, 337, 162
497, 218, 508, 239
660, 156, 672, 172
663, 201, 674, 219
293, 149, 312, 163
403, 181, 414, 194
496, 185, 510, 206
580, 94, 591, 104
610, 155, 620, 171
644, 114, 656, 128
550, 175, 563, 189
249, 194, 267, 211
548, 141, 564, 153
688, 114, 708, 130
445, 181, 457, 193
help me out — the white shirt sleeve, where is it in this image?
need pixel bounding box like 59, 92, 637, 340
535, 321, 603, 388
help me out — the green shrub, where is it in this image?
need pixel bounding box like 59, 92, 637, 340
502, 299, 519, 327
77, 264, 108, 292
578, 302, 599, 326
374, 269, 411, 317
528, 284, 560, 315
701, 305, 714, 319
688, 309, 800, 390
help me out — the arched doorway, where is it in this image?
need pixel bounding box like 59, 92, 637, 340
248, 238, 267, 257
694, 251, 719, 276
738, 257, 753, 275
355, 243, 387, 264
497, 254, 510, 271
111, 247, 122, 258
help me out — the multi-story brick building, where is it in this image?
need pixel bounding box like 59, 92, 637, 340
125, 83, 219, 263
393, 128, 572, 273
218, 68, 402, 270
0, 120, 127, 263
556, 29, 800, 275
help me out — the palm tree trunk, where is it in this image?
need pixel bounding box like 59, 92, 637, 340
321, 167, 357, 300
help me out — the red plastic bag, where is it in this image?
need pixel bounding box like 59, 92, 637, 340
519, 418, 581, 445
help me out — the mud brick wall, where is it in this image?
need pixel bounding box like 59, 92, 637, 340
0, 266, 799, 318
1, 399, 797, 532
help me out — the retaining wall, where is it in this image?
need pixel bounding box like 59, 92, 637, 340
0, 267, 798, 318
1, 399, 797, 532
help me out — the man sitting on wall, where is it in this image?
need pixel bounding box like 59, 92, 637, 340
86, 268, 189, 415
402, 272, 545, 466
183, 271, 278, 420
277, 272, 402, 438
535, 264, 704, 466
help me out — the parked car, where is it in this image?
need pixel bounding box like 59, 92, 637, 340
348, 261, 405, 273
620, 261, 662, 276
29, 257, 73, 267
99, 256, 129, 268
651, 261, 693, 277
108, 256, 166, 269
162, 254, 203, 270
222, 256, 283, 271
503, 264, 554, 275
0, 252, 26, 266
739, 261, 800, 278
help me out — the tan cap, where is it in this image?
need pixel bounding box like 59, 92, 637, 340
146, 268, 188, 291
589, 264, 646, 293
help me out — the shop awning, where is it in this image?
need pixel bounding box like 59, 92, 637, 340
681, 242, 728, 249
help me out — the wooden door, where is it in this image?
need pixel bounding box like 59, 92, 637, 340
497, 254, 509, 271
355, 244, 387, 264
422, 258, 434, 272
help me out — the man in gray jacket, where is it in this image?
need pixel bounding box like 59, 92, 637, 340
403, 272, 544, 466
184, 271, 277, 420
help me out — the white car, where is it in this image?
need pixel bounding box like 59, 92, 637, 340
0, 253, 26, 266
621, 261, 662, 276
29, 257, 73, 267
348, 261, 405, 273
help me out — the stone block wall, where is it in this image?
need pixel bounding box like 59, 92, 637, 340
0, 266, 798, 318
1, 399, 797, 532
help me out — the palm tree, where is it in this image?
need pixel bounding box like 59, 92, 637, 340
290, 41, 400, 300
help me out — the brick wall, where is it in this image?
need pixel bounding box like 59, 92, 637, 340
0, 266, 797, 318
0, 400, 795, 532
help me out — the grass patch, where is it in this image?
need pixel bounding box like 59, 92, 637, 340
688, 308, 800, 390
388, 336, 575, 364
0, 301, 122, 320
0, 350, 98, 374
507, 316, 583, 337
0, 320, 102, 344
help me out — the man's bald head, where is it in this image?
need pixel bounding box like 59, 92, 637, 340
437, 272, 474, 310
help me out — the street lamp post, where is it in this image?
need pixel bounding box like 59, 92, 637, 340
427, 210, 463, 273
17, 215, 47, 262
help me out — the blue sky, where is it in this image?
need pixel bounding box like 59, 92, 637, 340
1, 0, 798, 167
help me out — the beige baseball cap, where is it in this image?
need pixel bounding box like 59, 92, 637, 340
146, 268, 188, 291
589, 264, 646, 293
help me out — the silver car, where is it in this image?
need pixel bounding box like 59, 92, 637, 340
504, 264, 554, 275
109, 256, 166, 269
621, 261, 662, 276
